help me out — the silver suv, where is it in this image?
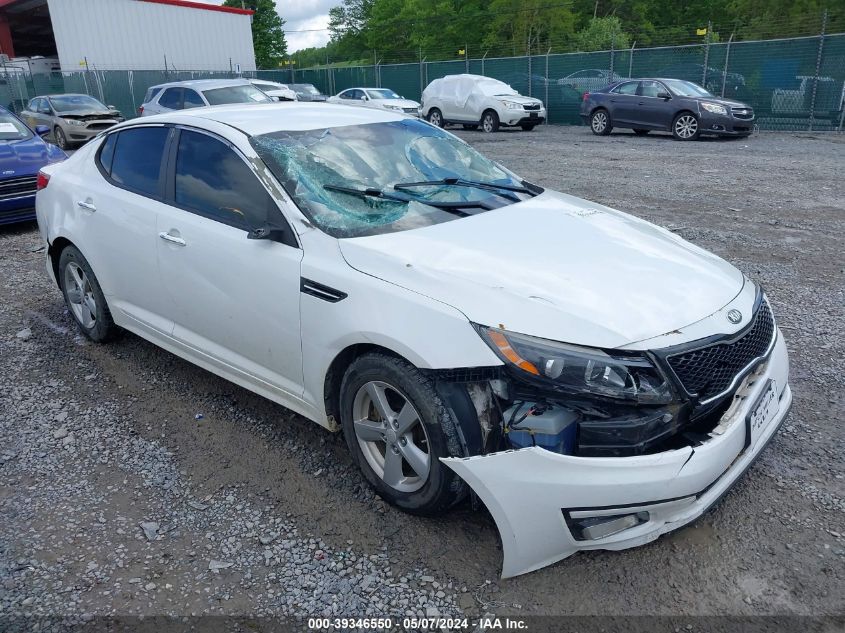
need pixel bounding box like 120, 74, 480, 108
139, 79, 272, 116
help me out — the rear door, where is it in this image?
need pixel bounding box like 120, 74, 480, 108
606, 80, 640, 125
155, 126, 305, 399
70, 126, 176, 334
154, 87, 184, 113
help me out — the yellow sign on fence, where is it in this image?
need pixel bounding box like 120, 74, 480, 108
696, 27, 708, 36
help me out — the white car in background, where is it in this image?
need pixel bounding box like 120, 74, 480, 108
557, 69, 624, 93
249, 80, 299, 102
35, 103, 790, 579
328, 87, 421, 116
139, 79, 272, 116
422, 74, 546, 132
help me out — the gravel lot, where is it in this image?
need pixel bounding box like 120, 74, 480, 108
1, 126, 843, 626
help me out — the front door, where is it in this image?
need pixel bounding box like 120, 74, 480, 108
155, 127, 305, 401
636, 80, 673, 129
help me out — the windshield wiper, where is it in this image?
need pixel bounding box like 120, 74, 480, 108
393, 178, 538, 201
322, 184, 497, 216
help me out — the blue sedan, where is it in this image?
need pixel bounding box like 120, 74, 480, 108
0, 106, 66, 225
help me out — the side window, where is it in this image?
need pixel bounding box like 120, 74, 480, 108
109, 127, 169, 197
158, 88, 183, 110
144, 86, 163, 103
612, 81, 639, 95
40, 99, 53, 114
182, 89, 205, 109
97, 134, 117, 175
639, 81, 663, 98
28, 98, 40, 112
174, 129, 276, 231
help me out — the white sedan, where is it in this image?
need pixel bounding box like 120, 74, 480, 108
34, 104, 791, 578
328, 87, 421, 116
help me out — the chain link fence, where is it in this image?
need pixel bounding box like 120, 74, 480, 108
2, 31, 843, 131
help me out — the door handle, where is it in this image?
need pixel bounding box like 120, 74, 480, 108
158, 231, 186, 246
76, 200, 96, 212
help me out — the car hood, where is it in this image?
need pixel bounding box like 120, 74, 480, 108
378, 99, 420, 108
493, 94, 543, 106
690, 96, 750, 108
339, 190, 744, 349
0, 136, 62, 176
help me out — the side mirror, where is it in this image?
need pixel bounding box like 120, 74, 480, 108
34, 125, 50, 137
247, 224, 288, 242
107, 104, 116, 109
657, 91, 671, 99
360, 95, 368, 101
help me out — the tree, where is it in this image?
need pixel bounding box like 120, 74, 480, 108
224, 0, 288, 68
571, 16, 630, 51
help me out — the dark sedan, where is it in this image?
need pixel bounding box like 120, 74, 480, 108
0, 106, 66, 225
580, 78, 755, 140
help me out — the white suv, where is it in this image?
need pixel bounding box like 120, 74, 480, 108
422, 74, 546, 132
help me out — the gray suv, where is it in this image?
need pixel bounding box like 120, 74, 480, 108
139, 79, 272, 116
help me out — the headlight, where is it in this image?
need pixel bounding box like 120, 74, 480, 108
63, 118, 85, 126
701, 102, 727, 115
383, 104, 403, 111
475, 325, 674, 404
500, 100, 523, 110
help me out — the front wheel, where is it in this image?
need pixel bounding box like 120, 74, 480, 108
59, 246, 120, 342
426, 108, 444, 127
53, 126, 69, 150
481, 110, 499, 133
590, 109, 612, 135
339, 353, 468, 515
672, 112, 700, 140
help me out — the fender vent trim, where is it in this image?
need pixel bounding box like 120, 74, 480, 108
300, 278, 347, 303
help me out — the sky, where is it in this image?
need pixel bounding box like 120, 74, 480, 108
196, 0, 333, 52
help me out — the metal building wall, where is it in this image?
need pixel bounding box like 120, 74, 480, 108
47, 0, 256, 71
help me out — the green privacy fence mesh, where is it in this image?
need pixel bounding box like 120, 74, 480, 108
2, 32, 843, 131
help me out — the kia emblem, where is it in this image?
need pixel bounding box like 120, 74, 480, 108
727, 309, 742, 324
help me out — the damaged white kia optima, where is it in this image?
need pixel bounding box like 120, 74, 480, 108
35, 103, 790, 577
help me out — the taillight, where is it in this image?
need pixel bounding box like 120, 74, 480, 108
138, 105, 144, 115
582, 92, 590, 101
36, 171, 50, 191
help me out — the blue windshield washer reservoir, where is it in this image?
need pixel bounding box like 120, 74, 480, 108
505, 403, 579, 455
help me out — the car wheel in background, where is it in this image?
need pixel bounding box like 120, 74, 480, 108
462, 124, 478, 130
59, 246, 120, 343
672, 112, 700, 140
339, 353, 468, 515
53, 126, 69, 150
427, 108, 444, 127
520, 123, 536, 131
590, 109, 611, 135
633, 129, 650, 136
481, 110, 499, 133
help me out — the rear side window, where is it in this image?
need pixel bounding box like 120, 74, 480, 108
158, 88, 182, 110
109, 127, 169, 197
611, 81, 638, 95
183, 89, 205, 108
143, 86, 163, 103
97, 134, 117, 174
174, 129, 275, 230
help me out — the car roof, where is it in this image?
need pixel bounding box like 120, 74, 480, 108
126, 102, 406, 136
149, 79, 252, 91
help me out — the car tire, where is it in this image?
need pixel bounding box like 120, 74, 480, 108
339, 353, 468, 516
481, 110, 499, 133
53, 126, 69, 150
58, 245, 120, 343
590, 109, 612, 135
520, 123, 536, 131
633, 129, 650, 136
427, 108, 444, 128
462, 124, 478, 130
672, 112, 700, 141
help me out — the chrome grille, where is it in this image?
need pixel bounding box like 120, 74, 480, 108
523, 104, 541, 111
0, 176, 37, 200
731, 107, 754, 120
667, 301, 775, 402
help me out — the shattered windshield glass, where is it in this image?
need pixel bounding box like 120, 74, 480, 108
250, 119, 529, 238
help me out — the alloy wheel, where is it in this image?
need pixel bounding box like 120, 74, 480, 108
54, 127, 67, 150
64, 262, 97, 329
429, 110, 441, 126
591, 111, 607, 133
352, 380, 431, 493
482, 114, 495, 133
675, 115, 698, 139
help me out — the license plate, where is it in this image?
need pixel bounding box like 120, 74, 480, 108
746, 379, 778, 449
530, 112, 538, 118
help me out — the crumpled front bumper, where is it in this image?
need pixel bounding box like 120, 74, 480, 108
442, 330, 790, 578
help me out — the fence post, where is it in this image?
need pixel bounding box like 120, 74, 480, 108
628, 41, 635, 78
702, 20, 712, 86
721, 32, 734, 97
481, 51, 488, 76
545, 47, 551, 124
808, 9, 827, 132
609, 33, 615, 77
419, 48, 424, 96
465, 43, 469, 73
527, 37, 532, 96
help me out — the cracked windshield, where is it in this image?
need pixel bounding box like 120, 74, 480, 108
250, 118, 534, 238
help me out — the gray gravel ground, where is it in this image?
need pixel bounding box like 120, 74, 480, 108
1, 126, 843, 625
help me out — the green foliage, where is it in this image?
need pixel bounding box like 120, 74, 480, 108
570, 17, 630, 51
224, 0, 288, 68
